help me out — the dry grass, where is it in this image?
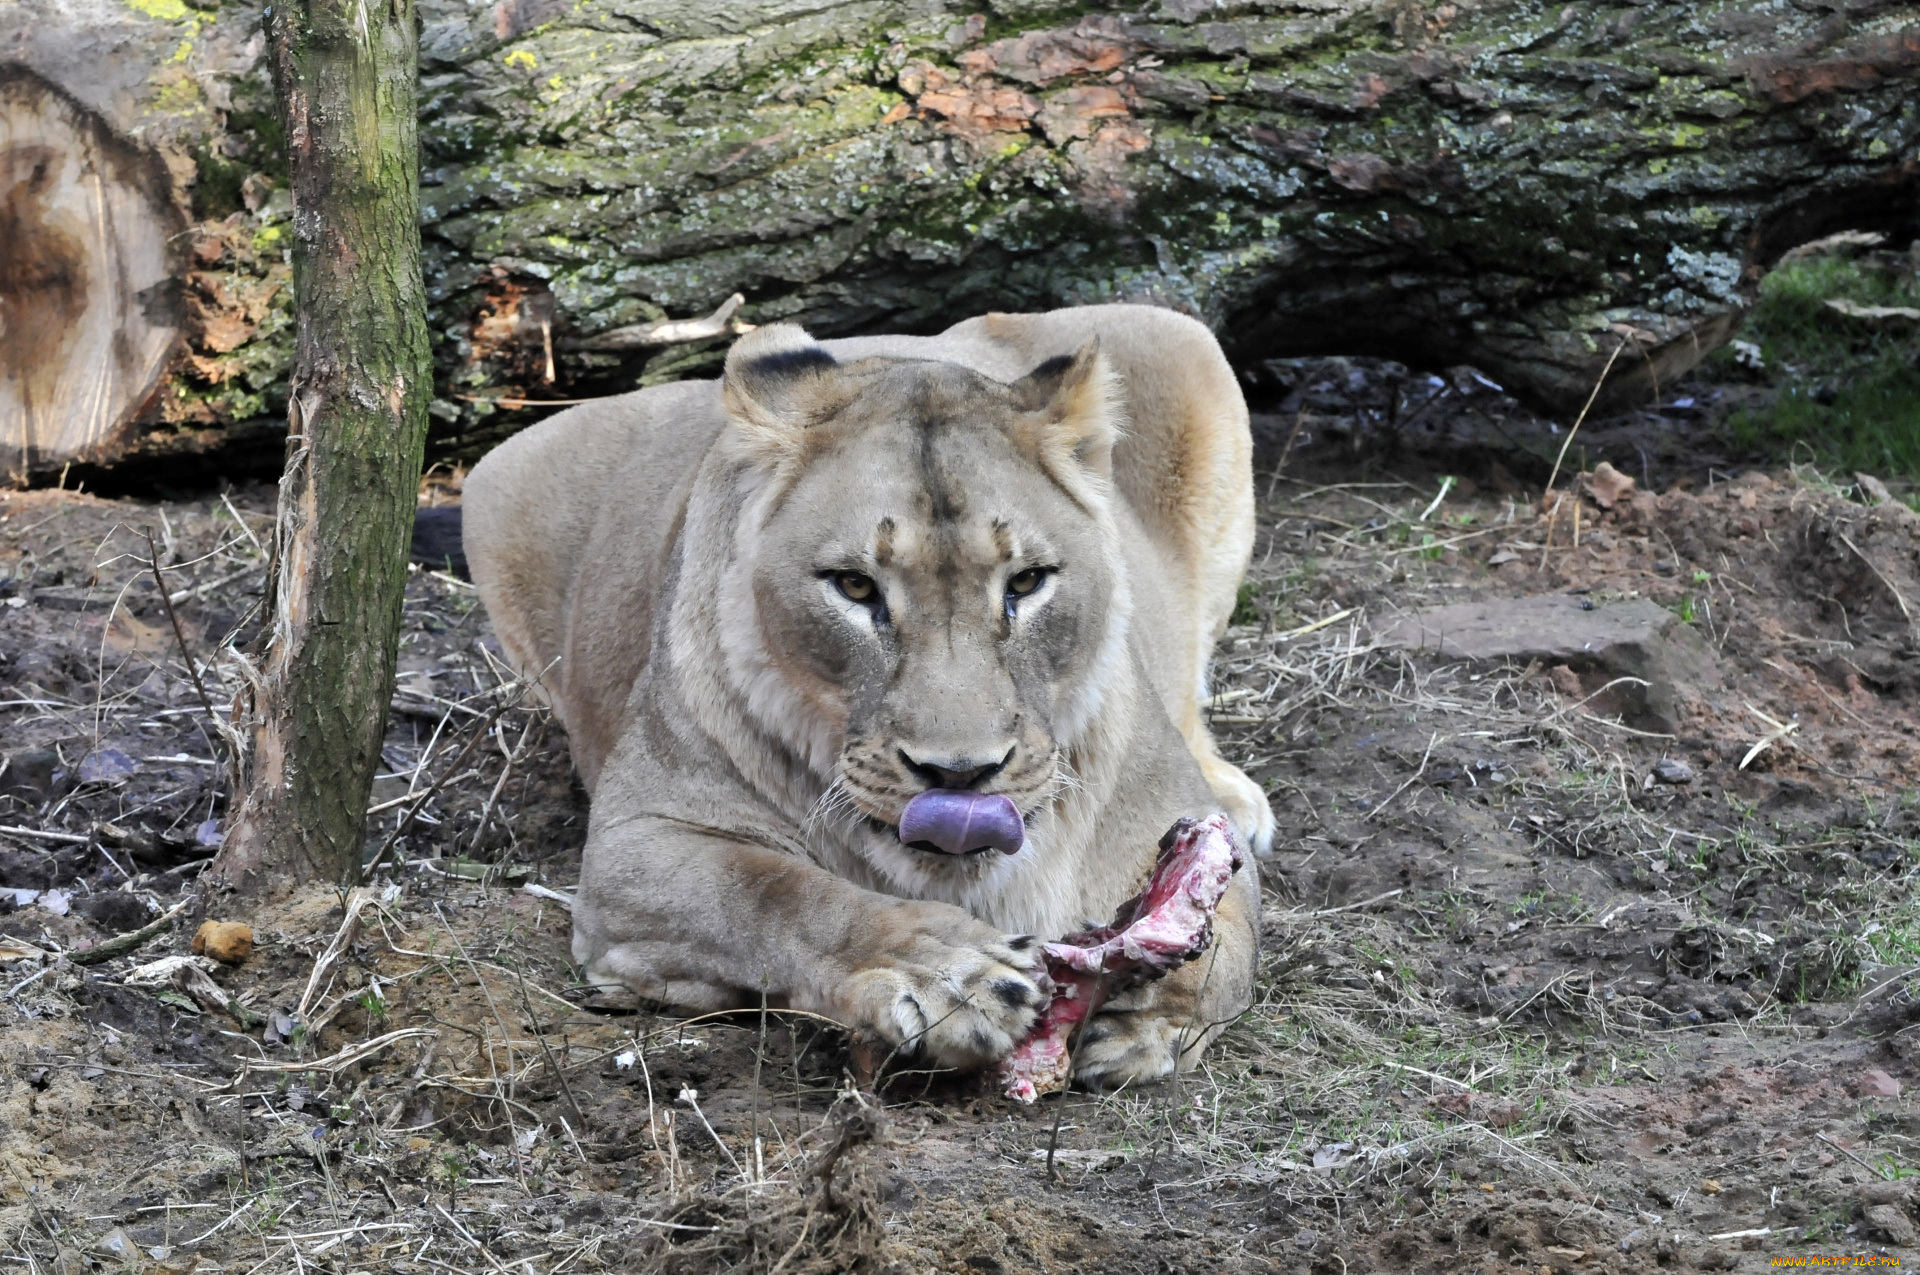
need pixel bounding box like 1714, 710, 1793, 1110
9, 466, 1920, 1269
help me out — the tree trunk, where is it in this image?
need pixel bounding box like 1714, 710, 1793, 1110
3, 0, 1917, 479
209, 0, 432, 896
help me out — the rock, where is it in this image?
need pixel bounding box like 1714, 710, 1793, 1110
1866, 1203, 1917, 1247
1857, 473, 1896, 506
1858, 1068, 1903, 1099
1581, 461, 1636, 509
191, 920, 254, 965
1371, 595, 1722, 733
1859, 1180, 1912, 1209
1652, 758, 1695, 785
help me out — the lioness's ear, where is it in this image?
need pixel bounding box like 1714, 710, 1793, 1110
1013, 338, 1122, 483
720, 324, 843, 466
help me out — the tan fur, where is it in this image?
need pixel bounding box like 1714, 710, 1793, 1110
464, 304, 1270, 1085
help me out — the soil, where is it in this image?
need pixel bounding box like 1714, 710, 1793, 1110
4, 428, 1920, 1274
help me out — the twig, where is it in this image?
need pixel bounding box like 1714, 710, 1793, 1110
516, 965, 588, 1131
1275, 607, 1359, 641
1365, 733, 1437, 822
238, 1027, 435, 1074
1306, 887, 1405, 918
295, 888, 385, 1018
1417, 475, 1455, 522
1381, 1059, 1472, 1090
571, 293, 746, 351
1818, 1132, 1887, 1179
69, 900, 191, 967
433, 904, 531, 1193
1538, 339, 1626, 569
1837, 531, 1917, 639
178, 1197, 256, 1247
678, 1087, 744, 1176
1263, 406, 1309, 501
144, 530, 223, 743
0, 825, 89, 844
432, 1204, 516, 1275
1739, 703, 1801, 771
363, 660, 556, 876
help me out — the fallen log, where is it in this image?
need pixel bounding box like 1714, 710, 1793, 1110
3, 0, 1917, 481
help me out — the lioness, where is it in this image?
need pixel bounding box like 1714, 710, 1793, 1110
464, 304, 1272, 1087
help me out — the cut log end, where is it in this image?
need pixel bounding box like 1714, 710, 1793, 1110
1, 68, 180, 479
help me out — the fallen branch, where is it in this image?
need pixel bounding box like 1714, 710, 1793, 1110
69, 900, 191, 967
295, 886, 393, 1018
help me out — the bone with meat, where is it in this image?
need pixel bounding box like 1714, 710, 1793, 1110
995, 813, 1243, 1103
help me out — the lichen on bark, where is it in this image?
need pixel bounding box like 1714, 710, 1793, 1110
413, 0, 1920, 433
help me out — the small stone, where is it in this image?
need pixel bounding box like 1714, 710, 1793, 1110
1859, 1180, 1911, 1208
1858, 1068, 1902, 1098
1293, 1229, 1318, 1250
1652, 758, 1694, 784
1866, 1203, 1916, 1247
191, 920, 254, 965
1581, 460, 1635, 509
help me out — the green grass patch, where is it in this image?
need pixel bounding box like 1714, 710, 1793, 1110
1720, 247, 1920, 482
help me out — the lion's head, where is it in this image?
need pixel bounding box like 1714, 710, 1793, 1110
689, 324, 1135, 887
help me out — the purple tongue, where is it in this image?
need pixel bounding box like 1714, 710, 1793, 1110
899, 790, 1025, 856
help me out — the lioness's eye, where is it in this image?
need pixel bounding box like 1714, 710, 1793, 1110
834, 572, 878, 603
1007, 568, 1046, 597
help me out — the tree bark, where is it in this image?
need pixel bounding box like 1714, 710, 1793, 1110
3, 0, 1917, 478
209, 0, 432, 896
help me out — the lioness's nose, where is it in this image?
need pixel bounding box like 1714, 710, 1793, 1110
899, 747, 1013, 791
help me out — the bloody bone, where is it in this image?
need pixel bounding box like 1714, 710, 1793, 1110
996, 813, 1243, 1103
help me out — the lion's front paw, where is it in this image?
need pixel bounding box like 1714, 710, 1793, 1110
840, 925, 1047, 1069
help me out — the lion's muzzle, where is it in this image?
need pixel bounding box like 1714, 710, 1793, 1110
898, 790, 1025, 856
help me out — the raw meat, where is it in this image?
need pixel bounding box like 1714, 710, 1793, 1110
995, 813, 1242, 1103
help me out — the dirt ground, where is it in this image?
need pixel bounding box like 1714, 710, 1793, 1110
4, 395, 1920, 1274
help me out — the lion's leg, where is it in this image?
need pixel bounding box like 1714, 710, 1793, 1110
573, 818, 1049, 1068
1188, 731, 1277, 858
1072, 859, 1260, 1088
1176, 404, 1276, 858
